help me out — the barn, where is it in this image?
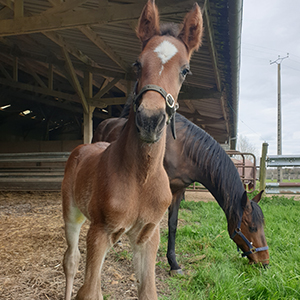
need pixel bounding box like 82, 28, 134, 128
0, 1, 244, 298
0, 0, 242, 190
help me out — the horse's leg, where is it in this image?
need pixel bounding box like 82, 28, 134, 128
129, 225, 160, 300
167, 190, 184, 276
63, 206, 86, 300
75, 224, 110, 300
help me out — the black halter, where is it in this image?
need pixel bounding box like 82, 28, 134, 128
133, 82, 179, 139
230, 215, 269, 258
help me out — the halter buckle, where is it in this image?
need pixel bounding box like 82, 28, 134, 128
166, 93, 175, 108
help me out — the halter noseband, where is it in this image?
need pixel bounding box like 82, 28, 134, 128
230, 216, 269, 258
133, 83, 179, 139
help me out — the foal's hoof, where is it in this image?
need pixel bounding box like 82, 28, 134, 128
169, 269, 183, 276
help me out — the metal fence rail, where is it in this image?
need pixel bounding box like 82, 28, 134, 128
265, 155, 300, 194
267, 155, 300, 167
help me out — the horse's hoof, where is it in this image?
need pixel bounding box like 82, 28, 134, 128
169, 269, 183, 276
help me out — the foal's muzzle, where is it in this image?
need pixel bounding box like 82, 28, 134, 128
135, 107, 166, 143
133, 83, 179, 141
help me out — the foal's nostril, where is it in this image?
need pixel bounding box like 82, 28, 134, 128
157, 112, 167, 129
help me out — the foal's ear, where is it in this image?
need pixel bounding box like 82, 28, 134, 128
136, 0, 160, 49
252, 190, 264, 204
178, 3, 203, 56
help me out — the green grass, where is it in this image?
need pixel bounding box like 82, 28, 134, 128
158, 194, 300, 299
266, 179, 300, 183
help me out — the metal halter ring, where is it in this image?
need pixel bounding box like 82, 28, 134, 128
166, 93, 175, 108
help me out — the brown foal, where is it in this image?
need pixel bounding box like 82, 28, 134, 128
61, 1, 203, 299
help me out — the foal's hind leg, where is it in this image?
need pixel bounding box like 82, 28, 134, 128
63, 206, 86, 300
129, 225, 160, 300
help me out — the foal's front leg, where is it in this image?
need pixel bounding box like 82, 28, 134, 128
76, 224, 110, 300
130, 225, 160, 300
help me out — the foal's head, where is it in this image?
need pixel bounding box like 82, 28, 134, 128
231, 191, 269, 267
133, 0, 203, 143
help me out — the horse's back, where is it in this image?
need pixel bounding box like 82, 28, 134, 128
92, 118, 126, 143
62, 142, 110, 217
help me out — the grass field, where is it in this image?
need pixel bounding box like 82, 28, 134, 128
157, 193, 300, 299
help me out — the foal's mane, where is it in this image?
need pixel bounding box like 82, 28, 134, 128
176, 114, 264, 227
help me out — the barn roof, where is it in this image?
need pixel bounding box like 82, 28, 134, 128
0, 0, 242, 149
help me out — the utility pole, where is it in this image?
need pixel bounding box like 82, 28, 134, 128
270, 53, 289, 182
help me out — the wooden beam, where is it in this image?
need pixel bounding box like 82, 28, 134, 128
0, 77, 79, 102
80, 26, 129, 71
93, 77, 121, 100
22, 59, 48, 88
42, 0, 89, 15
220, 93, 229, 134
62, 47, 88, 114
203, 0, 222, 92
44, 31, 99, 68
14, 0, 23, 18
48, 63, 53, 89
183, 100, 196, 114
88, 97, 127, 108
83, 71, 94, 144
0, 62, 12, 80
0, 0, 13, 10
0, 6, 13, 19
0, 1, 195, 37
7, 88, 108, 119
179, 85, 221, 100
13, 56, 18, 81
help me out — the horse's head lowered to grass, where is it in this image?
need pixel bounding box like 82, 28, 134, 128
132, 0, 203, 142
229, 190, 269, 266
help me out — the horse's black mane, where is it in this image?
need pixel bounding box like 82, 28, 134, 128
175, 114, 264, 227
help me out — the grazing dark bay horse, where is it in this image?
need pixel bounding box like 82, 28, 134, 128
93, 114, 270, 275
61, 1, 203, 299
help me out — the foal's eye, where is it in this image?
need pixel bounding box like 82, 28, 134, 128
181, 67, 191, 79
133, 61, 142, 76
249, 226, 257, 233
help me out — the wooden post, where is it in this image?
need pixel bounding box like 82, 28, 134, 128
83, 71, 94, 144
13, 57, 18, 82
259, 142, 268, 194
48, 63, 53, 90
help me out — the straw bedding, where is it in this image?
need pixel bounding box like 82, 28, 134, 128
0, 191, 170, 300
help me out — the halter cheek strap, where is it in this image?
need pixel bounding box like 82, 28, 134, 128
230, 228, 269, 257
133, 82, 179, 139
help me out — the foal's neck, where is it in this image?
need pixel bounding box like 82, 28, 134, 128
115, 110, 166, 181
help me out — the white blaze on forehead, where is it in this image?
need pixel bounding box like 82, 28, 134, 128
154, 40, 178, 65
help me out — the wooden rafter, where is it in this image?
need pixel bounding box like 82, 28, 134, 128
0, 1, 195, 37
88, 97, 127, 108
0, 77, 79, 102
0, 62, 12, 80
183, 100, 196, 114
203, 0, 222, 92
42, 0, 89, 15
22, 59, 47, 88
80, 26, 129, 71
93, 77, 121, 100
62, 47, 88, 114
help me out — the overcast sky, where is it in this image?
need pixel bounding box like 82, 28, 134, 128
238, 0, 300, 158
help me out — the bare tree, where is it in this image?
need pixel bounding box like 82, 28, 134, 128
237, 134, 258, 162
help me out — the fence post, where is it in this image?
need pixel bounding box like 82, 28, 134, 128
259, 142, 268, 194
